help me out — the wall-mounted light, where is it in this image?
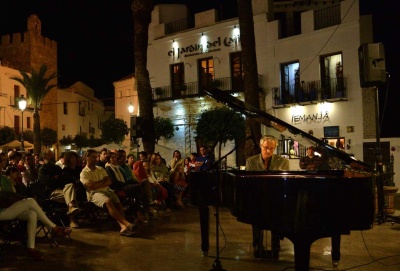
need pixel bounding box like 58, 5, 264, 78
233, 26, 240, 37
185, 62, 192, 68
213, 57, 221, 64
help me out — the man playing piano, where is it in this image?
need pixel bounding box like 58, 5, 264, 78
245, 135, 289, 259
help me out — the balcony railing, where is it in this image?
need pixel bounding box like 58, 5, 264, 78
165, 18, 193, 35
273, 78, 347, 107
314, 4, 341, 30
152, 76, 242, 101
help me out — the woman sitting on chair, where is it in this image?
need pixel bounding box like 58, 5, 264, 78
0, 160, 71, 261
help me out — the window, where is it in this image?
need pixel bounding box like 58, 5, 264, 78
27, 117, 31, 129
198, 57, 214, 92
170, 63, 184, 97
230, 52, 243, 91
280, 61, 299, 103
63, 102, 68, 114
320, 53, 343, 99
62, 124, 66, 131
14, 85, 20, 106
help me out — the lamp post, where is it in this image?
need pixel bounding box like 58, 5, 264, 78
18, 95, 27, 151
128, 103, 139, 159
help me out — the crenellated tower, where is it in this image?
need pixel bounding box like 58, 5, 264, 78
0, 14, 58, 137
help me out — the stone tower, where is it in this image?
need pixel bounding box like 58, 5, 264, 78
0, 14, 59, 136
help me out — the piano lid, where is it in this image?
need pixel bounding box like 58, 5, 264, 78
204, 88, 375, 173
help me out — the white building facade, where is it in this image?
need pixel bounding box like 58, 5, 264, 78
116, 0, 399, 187
57, 82, 106, 153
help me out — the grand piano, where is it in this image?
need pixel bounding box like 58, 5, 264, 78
190, 88, 375, 271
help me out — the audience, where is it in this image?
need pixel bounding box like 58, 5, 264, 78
80, 149, 136, 236
0, 158, 71, 261
96, 148, 108, 168
21, 152, 39, 186
150, 153, 176, 210
38, 149, 81, 218
170, 165, 189, 208
60, 151, 86, 227
169, 150, 184, 173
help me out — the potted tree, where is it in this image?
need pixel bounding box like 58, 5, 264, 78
154, 87, 163, 98
179, 84, 187, 96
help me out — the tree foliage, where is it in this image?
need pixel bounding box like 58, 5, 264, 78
22, 130, 34, 143
88, 135, 104, 148
0, 126, 15, 146
73, 134, 89, 149
196, 107, 246, 148
59, 135, 74, 146
101, 117, 129, 144
154, 117, 174, 143
41, 127, 58, 148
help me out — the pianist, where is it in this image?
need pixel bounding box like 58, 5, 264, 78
245, 135, 289, 259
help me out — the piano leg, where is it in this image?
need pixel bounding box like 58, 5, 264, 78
331, 235, 341, 267
271, 232, 280, 260
199, 205, 210, 255
292, 239, 312, 271
252, 225, 264, 258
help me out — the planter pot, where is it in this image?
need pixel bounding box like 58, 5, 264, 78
375, 186, 399, 215
384, 186, 399, 214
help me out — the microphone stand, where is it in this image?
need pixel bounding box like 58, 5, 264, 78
207, 136, 253, 271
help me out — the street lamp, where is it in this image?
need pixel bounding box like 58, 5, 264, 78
128, 102, 139, 159
128, 102, 134, 115
18, 95, 27, 151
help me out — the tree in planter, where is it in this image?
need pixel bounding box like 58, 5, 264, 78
154, 87, 163, 97
73, 134, 89, 150
154, 117, 174, 144
0, 126, 15, 146
179, 84, 187, 95
22, 130, 34, 144
101, 117, 129, 144
41, 127, 58, 148
59, 135, 74, 146
196, 107, 246, 162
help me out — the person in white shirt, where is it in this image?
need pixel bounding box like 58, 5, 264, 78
80, 149, 136, 236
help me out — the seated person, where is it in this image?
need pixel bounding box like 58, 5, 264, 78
170, 165, 189, 208
80, 149, 136, 236
38, 149, 80, 216
60, 151, 86, 228
0, 162, 71, 261
246, 135, 289, 259
149, 153, 175, 210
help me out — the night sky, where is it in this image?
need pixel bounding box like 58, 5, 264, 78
0, 0, 398, 137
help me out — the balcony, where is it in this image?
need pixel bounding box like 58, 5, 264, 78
272, 78, 347, 108
9, 96, 34, 111
152, 76, 246, 101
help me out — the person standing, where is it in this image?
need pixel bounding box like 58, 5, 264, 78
246, 135, 289, 259
193, 146, 214, 256
299, 146, 320, 170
